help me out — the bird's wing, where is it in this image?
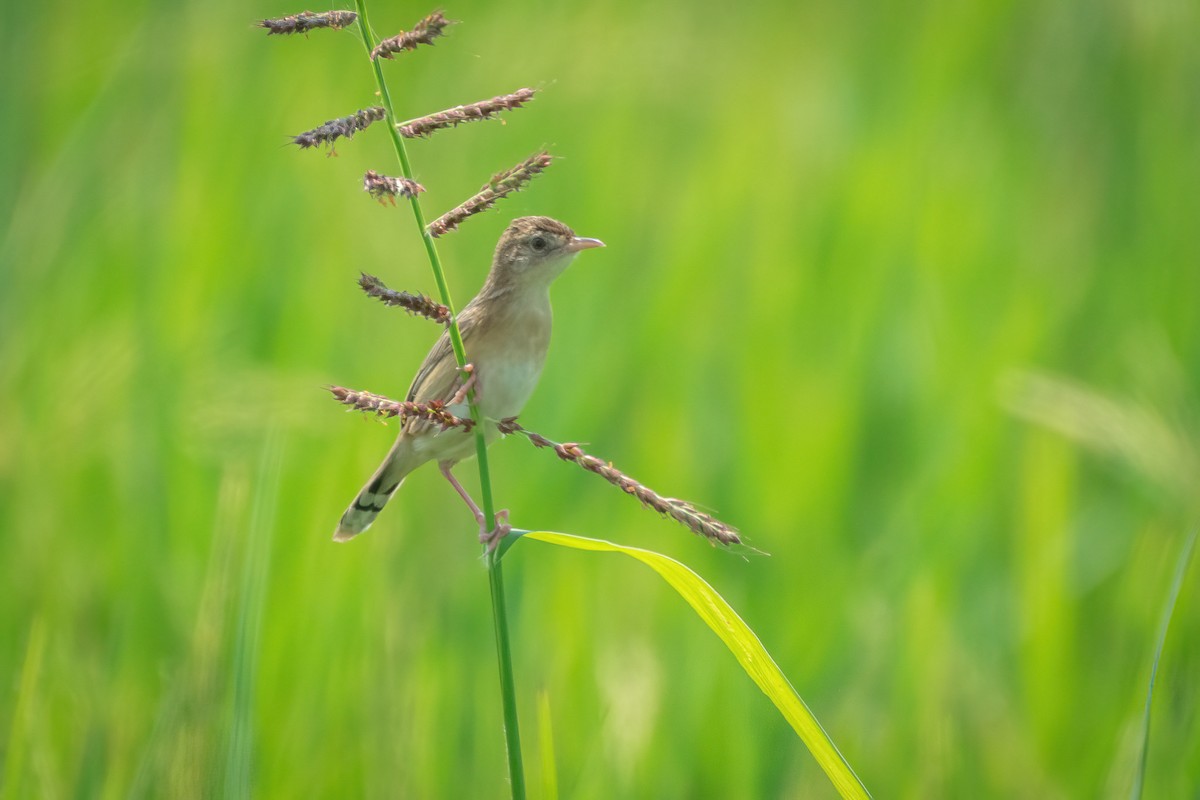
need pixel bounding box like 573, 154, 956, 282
402, 306, 480, 435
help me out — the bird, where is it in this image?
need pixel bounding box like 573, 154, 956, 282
334, 216, 604, 545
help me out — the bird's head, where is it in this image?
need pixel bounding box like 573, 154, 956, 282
488, 216, 604, 291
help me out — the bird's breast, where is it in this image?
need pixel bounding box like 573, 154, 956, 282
477, 356, 545, 420
460, 295, 553, 421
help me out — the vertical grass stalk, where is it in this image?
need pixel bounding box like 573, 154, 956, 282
223, 432, 283, 799
1130, 525, 1198, 799
2, 616, 46, 800
351, 3, 525, 796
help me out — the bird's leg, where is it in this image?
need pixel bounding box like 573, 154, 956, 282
447, 363, 477, 407
439, 462, 511, 550
439, 462, 485, 525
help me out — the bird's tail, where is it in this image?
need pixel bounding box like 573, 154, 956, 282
334, 449, 412, 542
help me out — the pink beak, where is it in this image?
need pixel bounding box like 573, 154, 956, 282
568, 236, 605, 252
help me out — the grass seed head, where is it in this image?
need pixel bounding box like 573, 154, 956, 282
427, 150, 553, 237
363, 170, 425, 204
357, 273, 450, 324
370, 10, 455, 60
397, 89, 536, 139
293, 107, 386, 151
259, 10, 357, 35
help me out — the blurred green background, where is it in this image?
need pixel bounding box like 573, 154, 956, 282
2, 0, 1198, 796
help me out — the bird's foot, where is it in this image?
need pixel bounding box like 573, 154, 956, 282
448, 364, 477, 407
479, 509, 512, 552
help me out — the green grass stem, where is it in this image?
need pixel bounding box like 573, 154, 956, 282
351, 4, 523, 796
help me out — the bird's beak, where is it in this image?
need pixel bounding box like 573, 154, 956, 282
568, 236, 605, 252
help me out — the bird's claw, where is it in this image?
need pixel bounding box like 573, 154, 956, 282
479, 509, 512, 552
448, 364, 478, 407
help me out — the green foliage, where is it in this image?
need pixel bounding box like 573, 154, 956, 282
513, 530, 870, 798
2, 0, 1199, 797
1131, 527, 1198, 800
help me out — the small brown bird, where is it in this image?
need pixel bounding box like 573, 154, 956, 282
335, 216, 604, 545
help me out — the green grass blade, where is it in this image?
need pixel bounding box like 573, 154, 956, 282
516, 530, 871, 800
2, 617, 46, 800
1130, 525, 1198, 799
223, 433, 284, 799
536, 689, 559, 800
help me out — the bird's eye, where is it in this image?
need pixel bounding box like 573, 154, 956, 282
530, 236, 548, 251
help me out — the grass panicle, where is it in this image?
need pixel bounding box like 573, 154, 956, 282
349, 4, 526, 793
427, 150, 554, 237
363, 170, 425, 204
370, 10, 454, 60
498, 419, 742, 546
293, 107, 386, 151
258, 10, 358, 36
397, 89, 537, 139
357, 273, 450, 323
329, 386, 475, 431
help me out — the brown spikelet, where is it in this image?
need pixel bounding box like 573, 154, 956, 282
397, 89, 537, 139
258, 10, 358, 35
357, 273, 450, 323
497, 419, 742, 546
293, 107, 386, 151
427, 151, 553, 238
370, 11, 454, 60
363, 171, 425, 205
329, 386, 473, 432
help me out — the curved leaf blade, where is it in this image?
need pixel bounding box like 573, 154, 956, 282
518, 530, 871, 800
1130, 525, 1198, 799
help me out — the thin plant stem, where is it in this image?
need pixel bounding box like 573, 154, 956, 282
351, 3, 525, 797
